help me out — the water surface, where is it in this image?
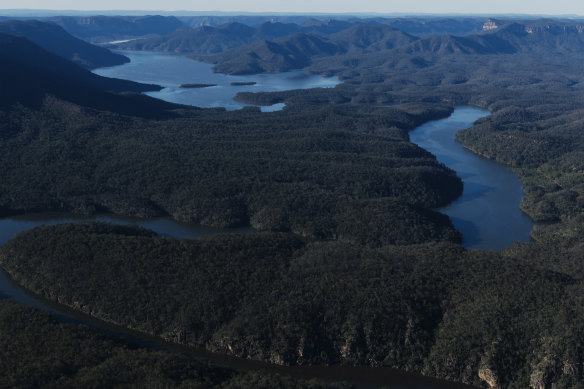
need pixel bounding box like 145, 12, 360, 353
94, 51, 340, 111
409, 106, 533, 250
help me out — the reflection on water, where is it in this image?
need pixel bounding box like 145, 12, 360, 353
94, 51, 340, 111
409, 106, 533, 250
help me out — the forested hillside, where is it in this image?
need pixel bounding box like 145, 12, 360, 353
0, 97, 461, 245
0, 300, 351, 388
0, 20, 129, 69
3, 223, 584, 388
2, 14, 584, 389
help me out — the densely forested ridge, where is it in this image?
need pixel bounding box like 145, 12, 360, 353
0, 33, 156, 95
3, 223, 584, 388
456, 105, 584, 229
0, 95, 461, 245
0, 300, 349, 388
0, 20, 129, 69
112, 22, 305, 55
113, 23, 258, 55
199, 19, 584, 75
0, 33, 192, 118
195, 33, 341, 74
111, 17, 488, 56
195, 26, 418, 75
113, 21, 418, 58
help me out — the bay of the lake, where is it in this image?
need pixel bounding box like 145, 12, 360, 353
93, 51, 340, 111
409, 106, 533, 250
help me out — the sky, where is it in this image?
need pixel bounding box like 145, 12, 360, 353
0, 0, 582, 16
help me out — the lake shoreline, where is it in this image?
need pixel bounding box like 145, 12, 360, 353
93, 50, 340, 111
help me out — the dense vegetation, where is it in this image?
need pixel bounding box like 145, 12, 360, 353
0, 299, 351, 388
0, 92, 461, 245
0, 20, 129, 69
3, 13, 584, 389
112, 17, 483, 56
3, 223, 584, 388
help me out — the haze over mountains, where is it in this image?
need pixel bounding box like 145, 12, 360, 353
188, 19, 584, 74
47, 15, 184, 43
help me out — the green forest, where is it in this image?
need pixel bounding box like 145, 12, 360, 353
1, 15, 584, 389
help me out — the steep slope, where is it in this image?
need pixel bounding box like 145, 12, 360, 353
114, 23, 255, 55
254, 21, 301, 40
395, 21, 584, 57
279, 32, 340, 58
379, 17, 486, 36
0, 20, 128, 69
399, 34, 515, 55
329, 24, 419, 53
485, 21, 584, 53
198, 33, 339, 74
197, 24, 423, 75
114, 21, 304, 55
0, 33, 179, 117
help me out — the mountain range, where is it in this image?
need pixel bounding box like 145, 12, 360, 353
111, 20, 363, 55
196, 20, 584, 74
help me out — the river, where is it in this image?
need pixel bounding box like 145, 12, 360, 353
409, 106, 533, 250
0, 213, 473, 388
0, 105, 528, 388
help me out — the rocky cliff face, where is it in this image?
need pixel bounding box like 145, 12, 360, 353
478, 365, 498, 388
482, 19, 500, 31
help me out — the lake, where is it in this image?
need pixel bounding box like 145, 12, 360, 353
93, 51, 340, 111
409, 106, 533, 250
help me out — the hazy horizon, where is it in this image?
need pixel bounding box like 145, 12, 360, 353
0, 0, 582, 17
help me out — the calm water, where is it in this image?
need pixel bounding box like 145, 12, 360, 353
409, 106, 533, 250
93, 51, 340, 111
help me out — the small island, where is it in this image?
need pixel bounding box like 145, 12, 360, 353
180, 83, 217, 88
230, 81, 257, 86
